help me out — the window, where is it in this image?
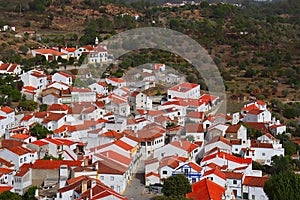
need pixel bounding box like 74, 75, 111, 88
162, 171, 167, 175
111, 186, 114, 190
192, 178, 196, 183
235, 148, 238, 152
110, 176, 114, 181
262, 153, 265, 156
100, 176, 104, 180
252, 195, 255, 200
184, 169, 189, 175
233, 180, 237, 184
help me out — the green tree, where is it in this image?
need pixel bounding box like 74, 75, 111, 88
163, 174, 191, 197
0, 191, 22, 200
264, 172, 300, 200
22, 186, 37, 200
29, 123, 53, 139
270, 155, 292, 174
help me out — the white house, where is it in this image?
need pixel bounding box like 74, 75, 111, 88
202, 168, 226, 187
242, 141, 284, 165
31, 49, 68, 61
14, 164, 32, 195
0, 63, 21, 74
173, 162, 203, 184
243, 110, 272, 123
106, 78, 126, 88
185, 123, 205, 142
153, 63, 165, 72
224, 172, 244, 199
242, 176, 269, 200
0, 106, 15, 130
154, 140, 200, 162
201, 151, 252, 170
225, 124, 248, 144
129, 91, 152, 112
269, 123, 286, 135
0, 146, 37, 169
20, 69, 47, 94
42, 113, 66, 131
70, 87, 96, 103
74, 45, 94, 58
52, 72, 73, 86
167, 82, 200, 100
204, 136, 232, 155
88, 82, 108, 96
87, 46, 108, 63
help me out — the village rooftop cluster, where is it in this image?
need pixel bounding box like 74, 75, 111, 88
0, 51, 289, 199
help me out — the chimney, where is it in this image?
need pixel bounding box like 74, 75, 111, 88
95, 162, 99, 170
84, 158, 89, 167
90, 180, 96, 199
81, 180, 88, 193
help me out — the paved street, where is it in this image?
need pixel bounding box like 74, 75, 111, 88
124, 159, 153, 200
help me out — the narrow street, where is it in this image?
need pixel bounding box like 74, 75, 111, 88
124, 159, 153, 200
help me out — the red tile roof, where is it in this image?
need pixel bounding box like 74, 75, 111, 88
48, 104, 69, 111
242, 104, 259, 111
170, 140, 199, 153
243, 176, 269, 187
187, 162, 203, 172
32, 160, 82, 169
0, 186, 13, 193
106, 77, 126, 83
57, 71, 72, 78
169, 82, 199, 92
55, 138, 76, 146
99, 150, 131, 166
145, 172, 160, 178
11, 134, 31, 140
186, 178, 226, 200
203, 168, 226, 180
0, 167, 13, 174
202, 151, 252, 164
113, 140, 134, 151
42, 113, 65, 123
0, 157, 14, 168
244, 122, 270, 134
30, 140, 48, 147
187, 111, 203, 119
43, 138, 64, 146
15, 163, 31, 177
206, 136, 232, 147
247, 109, 264, 115
34, 49, 65, 56
226, 124, 242, 133
186, 123, 204, 133
20, 115, 34, 122
224, 171, 244, 179
0, 106, 14, 114
199, 94, 218, 103
7, 146, 34, 156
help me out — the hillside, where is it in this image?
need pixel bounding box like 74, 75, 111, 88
0, 0, 299, 104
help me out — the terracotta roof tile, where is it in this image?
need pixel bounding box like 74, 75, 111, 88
32, 160, 82, 169
243, 176, 269, 187
186, 178, 226, 200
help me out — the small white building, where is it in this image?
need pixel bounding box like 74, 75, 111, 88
52, 72, 73, 86
106, 78, 126, 88
242, 176, 269, 200
87, 46, 108, 63
167, 82, 200, 100
20, 70, 47, 94
0, 146, 37, 169
88, 82, 108, 96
